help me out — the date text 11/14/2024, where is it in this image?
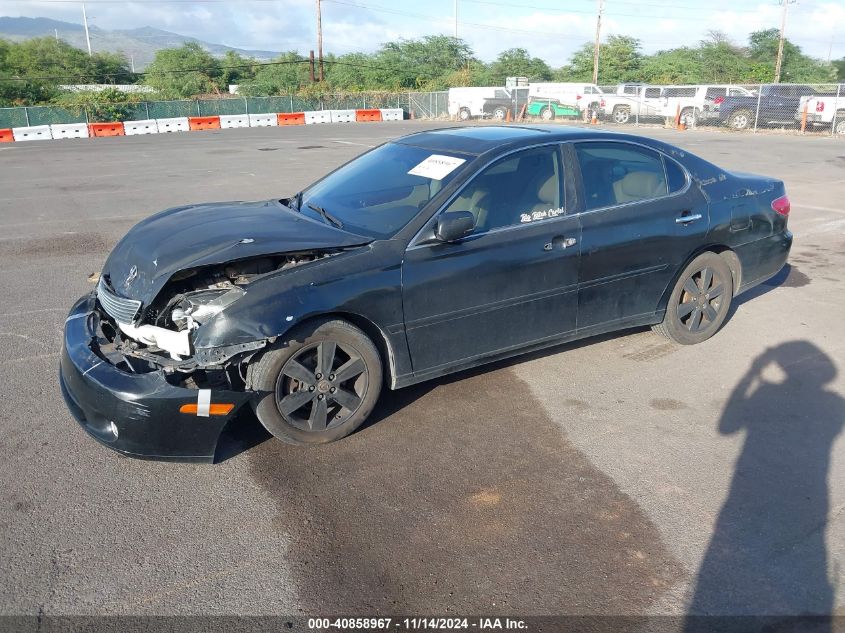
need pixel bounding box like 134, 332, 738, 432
308, 617, 528, 630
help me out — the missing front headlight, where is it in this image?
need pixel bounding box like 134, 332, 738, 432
170, 288, 245, 330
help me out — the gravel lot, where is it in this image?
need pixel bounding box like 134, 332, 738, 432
0, 122, 843, 622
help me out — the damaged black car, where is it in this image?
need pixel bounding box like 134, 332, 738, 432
60, 126, 792, 461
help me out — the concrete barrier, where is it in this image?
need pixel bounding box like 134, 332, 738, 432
304, 110, 332, 125
188, 116, 221, 131
156, 117, 190, 133
356, 109, 383, 122
12, 125, 52, 142
380, 108, 404, 121
89, 122, 125, 137
330, 109, 356, 123
50, 123, 89, 139
277, 112, 306, 126
219, 114, 250, 129
124, 120, 159, 135
248, 113, 277, 127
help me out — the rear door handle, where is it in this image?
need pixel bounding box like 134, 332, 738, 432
544, 236, 577, 251
675, 213, 702, 224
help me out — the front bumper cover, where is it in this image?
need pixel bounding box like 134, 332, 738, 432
60, 293, 256, 462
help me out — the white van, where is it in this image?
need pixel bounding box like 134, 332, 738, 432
447, 87, 498, 120
527, 83, 607, 118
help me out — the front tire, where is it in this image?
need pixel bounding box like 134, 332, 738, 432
680, 107, 698, 127
653, 252, 733, 345
248, 318, 383, 445
540, 106, 555, 121
458, 108, 471, 121
493, 106, 508, 120
834, 113, 845, 135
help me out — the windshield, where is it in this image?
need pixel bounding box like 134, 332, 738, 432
298, 143, 470, 239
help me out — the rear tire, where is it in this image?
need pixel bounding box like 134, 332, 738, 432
248, 318, 382, 445
680, 107, 698, 127
458, 108, 471, 121
493, 106, 508, 120
834, 113, 845, 135
653, 252, 733, 345
540, 106, 555, 121
729, 109, 753, 130
612, 106, 630, 124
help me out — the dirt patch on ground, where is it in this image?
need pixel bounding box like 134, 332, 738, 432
247, 366, 687, 614
0, 233, 109, 259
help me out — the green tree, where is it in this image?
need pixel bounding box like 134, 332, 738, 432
557, 35, 642, 84
748, 29, 833, 82
238, 52, 310, 96
375, 36, 478, 89
142, 42, 221, 98
220, 50, 257, 88
488, 48, 552, 84
0, 37, 132, 106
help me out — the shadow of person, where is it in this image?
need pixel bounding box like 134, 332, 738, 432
686, 341, 844, 632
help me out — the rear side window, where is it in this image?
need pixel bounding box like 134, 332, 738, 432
705, 87, 727, 99
575, 142, 668, 210
664, 157, 687, 193
644, 88, 661, 98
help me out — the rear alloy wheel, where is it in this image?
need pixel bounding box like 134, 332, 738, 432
458, 108, 471, 121
729, 109, 753, 130
249, 319, 382, 445
653, 252, 733, 345
541, 106, 555, 121
493, 106, 508, 120
612, 107, 630, 124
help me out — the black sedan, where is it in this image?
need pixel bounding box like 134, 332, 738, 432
60, 126, 792, 460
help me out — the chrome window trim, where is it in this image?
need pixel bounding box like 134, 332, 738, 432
570, 138, 692, 217
407, 140, 569, 250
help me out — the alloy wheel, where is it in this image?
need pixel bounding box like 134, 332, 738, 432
275, 340, 369, 432
677, 266, 726, 332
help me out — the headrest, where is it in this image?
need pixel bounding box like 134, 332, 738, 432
538, 173, 558, 204
619, 171, 659, 198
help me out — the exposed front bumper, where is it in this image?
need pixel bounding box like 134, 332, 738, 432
60, 293, 255, 462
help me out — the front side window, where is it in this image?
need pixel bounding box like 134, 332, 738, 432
575, 142, 669, 211
706, 87, 727, 99
301, 143, 469, 239
644, 88, 661, 99
443, 145, 562, 232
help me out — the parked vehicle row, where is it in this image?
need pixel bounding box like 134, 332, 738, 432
448, 82, 844, 134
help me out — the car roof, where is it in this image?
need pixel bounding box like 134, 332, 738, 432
393, 125, 622, 155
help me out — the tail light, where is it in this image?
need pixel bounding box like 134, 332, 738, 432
600, 99, 606, 107
713, 96, 724, 105
576, 94, 582, 100
771, 195, 790, 217
816, 101, 825, 112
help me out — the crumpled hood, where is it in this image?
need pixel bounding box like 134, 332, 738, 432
102, 200, 369, 303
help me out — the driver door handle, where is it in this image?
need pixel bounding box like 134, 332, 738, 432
676, 213, 702, 224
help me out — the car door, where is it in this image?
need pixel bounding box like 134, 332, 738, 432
571, 140, 710, 331
402, 144, 580, 376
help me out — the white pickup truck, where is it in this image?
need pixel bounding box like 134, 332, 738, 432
604, 83, 755, 126
796, 88, 845, 134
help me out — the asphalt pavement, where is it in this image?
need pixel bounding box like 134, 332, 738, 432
0, 121, 843, 623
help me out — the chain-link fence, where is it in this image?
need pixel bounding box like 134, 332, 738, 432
0, 85, 841, 135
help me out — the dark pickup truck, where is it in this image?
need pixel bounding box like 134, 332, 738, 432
717, 84, 818, 130
482, 87, 530, 120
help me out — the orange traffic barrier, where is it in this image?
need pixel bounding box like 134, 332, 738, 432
505, 108, 512, 123
188, 116, 221, 131
0, 128, 13, 143
88, 122, 125, 137
355, 109, 383, 122
277, 112, 305, 126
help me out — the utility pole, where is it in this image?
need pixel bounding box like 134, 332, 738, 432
315, 0, 324, 81
54, 28, 59, 43
454, 0, 458, 39
130, 54, 135, 73
81, 3, 92, 56
774, 0, 794, 84
592, 0, 603, 85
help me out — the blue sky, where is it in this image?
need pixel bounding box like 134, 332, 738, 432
4, 0, 844, 64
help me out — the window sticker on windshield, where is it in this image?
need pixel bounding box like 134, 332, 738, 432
520, 207, 565, 223
407, 155, 466, 180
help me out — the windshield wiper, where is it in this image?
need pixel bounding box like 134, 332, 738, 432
307, 203, 344, 229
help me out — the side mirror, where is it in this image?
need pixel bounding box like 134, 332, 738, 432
435, 211, 476, 242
